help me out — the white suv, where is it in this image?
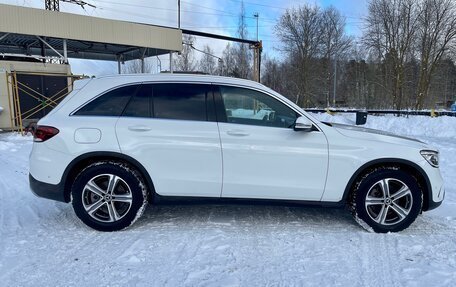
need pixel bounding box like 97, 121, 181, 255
29, 74, 444, 232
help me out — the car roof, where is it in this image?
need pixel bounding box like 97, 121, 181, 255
96, 73, 266, 90
47, 72, 318, 126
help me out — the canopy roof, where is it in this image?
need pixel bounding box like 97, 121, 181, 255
0, 4, 183, 61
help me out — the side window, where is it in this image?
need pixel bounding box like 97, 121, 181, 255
75, 85, 139, 116
219, 86, 298, 128
152, 84, 210, 121
122, 84, 152, 118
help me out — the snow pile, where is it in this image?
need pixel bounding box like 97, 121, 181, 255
0, 116, 455, 286
314, 112, 456, 138
0, 133, 32, 152
312, 113, 456, 138
230, 108, 273, 120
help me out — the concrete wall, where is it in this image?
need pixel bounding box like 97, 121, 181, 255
0, 61, 71, 130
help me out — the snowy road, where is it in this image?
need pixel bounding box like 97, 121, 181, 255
0, 115, 455, 286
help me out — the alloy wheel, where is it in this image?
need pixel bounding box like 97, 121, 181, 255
82, 174, 133, 223
364, 178, 413, 226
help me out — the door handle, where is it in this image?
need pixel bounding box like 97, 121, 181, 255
226, 129, 249, 136
128, 125, 152, 132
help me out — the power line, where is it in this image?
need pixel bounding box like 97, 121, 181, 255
181, 0, 239, 17
184, 24, 274, 29
96, 6, 174, 24
225, 0, 363, 21
94, 0, 269, 20
185, 42, 223, 62
96, 5, 258, 31
180, 1, 278, 23
226, 0, 298, 11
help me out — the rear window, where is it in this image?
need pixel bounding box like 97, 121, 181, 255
74, 85, 139, 117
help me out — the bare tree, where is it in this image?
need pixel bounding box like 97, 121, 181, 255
363, 0, 419, 109
261, 55, 285, 94
415, 0, 456, 109
174, 34, 197, 72
122, 59, 153, 74
220, 43, 236, 77
321, 6, 353, 106
275, 4, 324, 107
262, 0, 456, 110
198, 45, 218, 75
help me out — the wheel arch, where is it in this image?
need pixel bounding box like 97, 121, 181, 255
62, 152, 156, 203
342, 158, 432, 211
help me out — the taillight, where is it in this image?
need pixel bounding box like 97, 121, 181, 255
34, 126, 59, 142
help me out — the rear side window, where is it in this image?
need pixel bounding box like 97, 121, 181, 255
153, 84, 210, 121
74, 85, 139, 116
122, 84, 152, 118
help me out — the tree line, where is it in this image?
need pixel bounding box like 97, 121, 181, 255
131, 0, 456, 110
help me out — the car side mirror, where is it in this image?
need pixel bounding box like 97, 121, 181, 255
294, 116, 313, 132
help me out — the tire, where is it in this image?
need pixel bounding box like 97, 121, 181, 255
71, 161, 148, 231
349, 167, 422, 233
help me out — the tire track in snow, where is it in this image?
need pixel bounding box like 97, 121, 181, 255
359, 232, 398, 287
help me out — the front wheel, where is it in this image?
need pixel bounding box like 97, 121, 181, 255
71, 161, 148, 231
350, 167, 422, 233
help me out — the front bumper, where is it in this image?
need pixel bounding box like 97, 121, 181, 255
29, 173, 67, 202
426, 185, 445, 211
418, 158, 445, 211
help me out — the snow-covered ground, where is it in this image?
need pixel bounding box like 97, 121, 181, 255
0, 114, 455, 286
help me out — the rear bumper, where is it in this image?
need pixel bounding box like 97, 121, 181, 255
29, 173, 67, 202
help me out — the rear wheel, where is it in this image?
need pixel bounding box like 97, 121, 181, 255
71, 161, 148, 231
350, 167, 422, 233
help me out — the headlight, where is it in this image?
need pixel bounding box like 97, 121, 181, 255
420, 150, 439, 168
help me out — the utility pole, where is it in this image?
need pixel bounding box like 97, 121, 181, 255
333, 54, 337, 107
169, 52, 174, 73
173, 0, 180, 74
252, 13, 260, 83
156, 56, 162, 73
219, 59, 223, 76
178, 0, 181, 29
253, 12, 259, 41
251, 41, 262, 83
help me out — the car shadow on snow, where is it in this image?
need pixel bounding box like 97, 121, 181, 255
46, 199, 452, 234
134, 199, 360, 232
134, 199, 454, 234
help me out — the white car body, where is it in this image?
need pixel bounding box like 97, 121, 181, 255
29, 74, 444, 226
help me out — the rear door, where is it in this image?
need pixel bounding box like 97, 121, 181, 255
215, 85, 329, 201
115, 83, 222, 197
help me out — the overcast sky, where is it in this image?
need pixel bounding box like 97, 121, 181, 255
0, 0, 368, 76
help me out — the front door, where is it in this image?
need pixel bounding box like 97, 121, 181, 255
216, 85, 328, 201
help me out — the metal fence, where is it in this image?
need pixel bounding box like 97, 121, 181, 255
305, 108, 456, 117
5, 71, 85, 134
